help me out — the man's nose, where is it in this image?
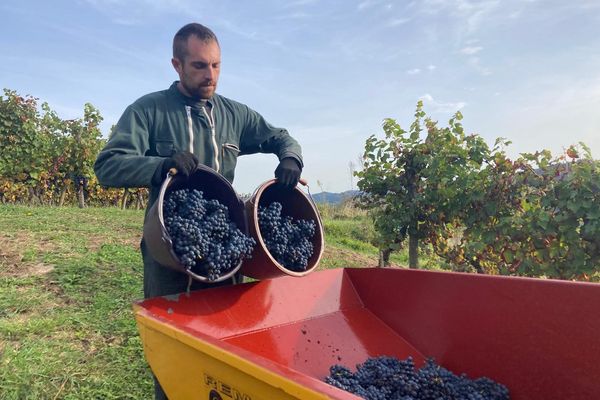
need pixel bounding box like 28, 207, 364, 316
205, 66, 217, 81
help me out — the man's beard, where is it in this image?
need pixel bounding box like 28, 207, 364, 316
181, 79, 216, 100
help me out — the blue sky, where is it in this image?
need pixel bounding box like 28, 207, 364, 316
2, 0, 599, 194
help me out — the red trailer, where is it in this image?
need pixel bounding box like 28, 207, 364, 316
134, 268, 600, 399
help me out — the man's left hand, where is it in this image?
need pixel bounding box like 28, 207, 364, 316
274, 158, 302, 189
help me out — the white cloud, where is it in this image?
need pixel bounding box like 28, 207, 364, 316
387, 17, 411, 27
274, 12, 310, 20
457, 0, 501, 34
475, 74, 600, 160
407, 68, 421, 75
42, 23, 154, 63
468, 56, 492, 76
460, 46, 483, 55
427, 64, 437, 71
419, 0, 501, 35
357, 0, 379, 11
458, 40, 489, 75
419, 93, 466, 113
83, 0, 189, 21
285, 0, 320, 7
509, 10, 521, 19
577, 1, 600, 10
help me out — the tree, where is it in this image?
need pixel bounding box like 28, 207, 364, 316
0, 89, 109, 206
356, 101, 600, 281
0, 90, 58, 204
356, 101, 494, 268
62, 104, 104, 208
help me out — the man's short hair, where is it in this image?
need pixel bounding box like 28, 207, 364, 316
173, 23, 219, 61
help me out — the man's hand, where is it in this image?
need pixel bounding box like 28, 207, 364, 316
152, 151, 199, 186
274, 158, 302, 189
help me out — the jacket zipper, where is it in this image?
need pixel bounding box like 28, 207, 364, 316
185, 106, 194, 153
202, 105, 219, 172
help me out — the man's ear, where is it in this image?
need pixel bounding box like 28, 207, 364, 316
171, 58, 182, 73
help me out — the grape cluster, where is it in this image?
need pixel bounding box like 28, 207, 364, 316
71, 174, 89, 189
163, 188, 256, 281
258, 202, 316, 271
325, 356, 509, 400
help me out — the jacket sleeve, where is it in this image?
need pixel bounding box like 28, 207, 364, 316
239, 105, 303, 168
94, 104, 164, 188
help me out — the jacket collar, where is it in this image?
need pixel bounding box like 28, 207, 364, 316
169, 81, 215, 111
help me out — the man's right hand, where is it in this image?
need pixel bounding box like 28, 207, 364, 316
152, 151, 199, 186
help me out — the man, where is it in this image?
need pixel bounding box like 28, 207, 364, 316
94, 23, 303, 399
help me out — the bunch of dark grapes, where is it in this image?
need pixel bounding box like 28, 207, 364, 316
72, 175, 89, 188
258, 202, 316, 271
325, 356, 509, 400
163, 188, 256, 281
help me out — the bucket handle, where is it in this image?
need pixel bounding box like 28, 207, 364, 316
157, 170, 176, 243
249, 178, 321, 227
249, 176, 309, 200
297, 178, 324, 231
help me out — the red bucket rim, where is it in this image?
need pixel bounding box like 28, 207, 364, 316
248, 179, 324, 277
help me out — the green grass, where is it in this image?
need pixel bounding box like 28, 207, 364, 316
0, 204, 417, 398
322, 217, 442, 269
0, 205, 151, 399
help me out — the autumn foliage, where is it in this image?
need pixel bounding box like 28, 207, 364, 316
357, 101, 600, 281
0, 89, 146, 208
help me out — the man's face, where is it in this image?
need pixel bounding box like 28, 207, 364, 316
172, 36, 221, 100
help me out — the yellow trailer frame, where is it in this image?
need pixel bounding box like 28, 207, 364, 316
135, 306, 340, 400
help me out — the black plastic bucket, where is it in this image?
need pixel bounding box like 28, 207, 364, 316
241, 179, 324, 280
142, 165, 247, 283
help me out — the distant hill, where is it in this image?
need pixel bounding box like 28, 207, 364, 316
312, 190, 360, 204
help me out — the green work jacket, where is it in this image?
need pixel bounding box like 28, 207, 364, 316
94, 82, 303, 209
